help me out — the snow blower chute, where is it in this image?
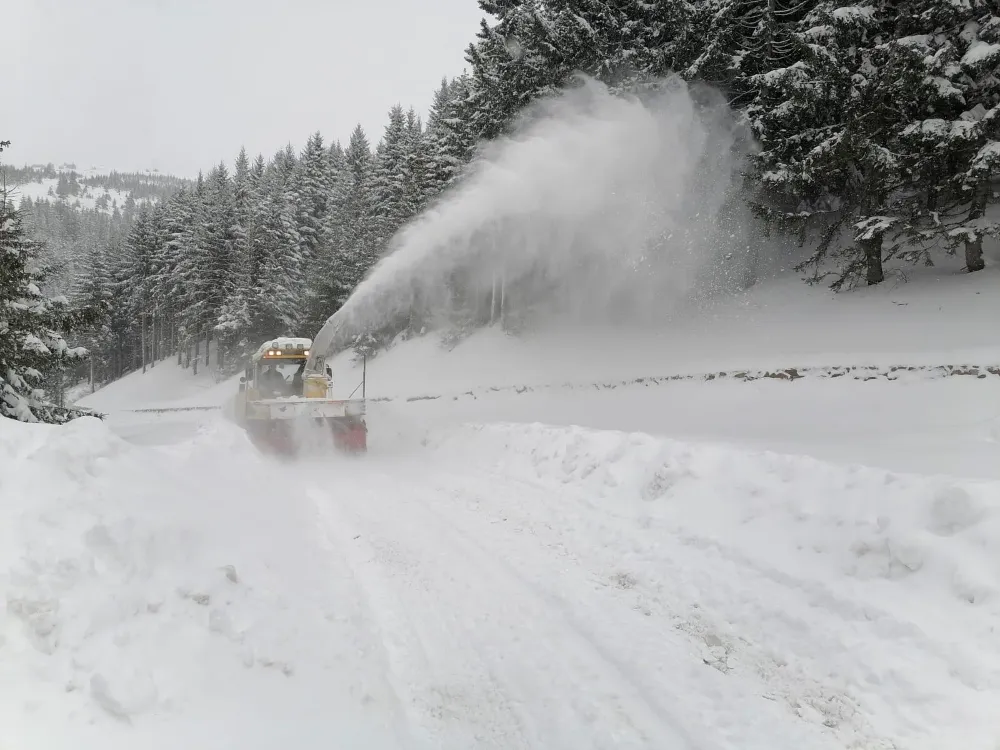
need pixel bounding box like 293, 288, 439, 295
232, 337, 367, 455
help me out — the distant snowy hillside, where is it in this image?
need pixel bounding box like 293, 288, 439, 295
14, 178, 132, 214
6, 163, 192, 214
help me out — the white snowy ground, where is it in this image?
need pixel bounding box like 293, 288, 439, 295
3, 269, 1000, 749
11, 170, 136, 214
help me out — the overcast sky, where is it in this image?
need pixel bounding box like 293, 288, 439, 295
7, 0, 486, 177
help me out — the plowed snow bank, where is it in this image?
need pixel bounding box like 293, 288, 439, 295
0, 417, 403, 749
422, 422, 1000, 748
4, 415, 999, 749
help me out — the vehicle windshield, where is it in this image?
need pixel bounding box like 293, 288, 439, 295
260, 360, 304, 380
257, 359, 305, 396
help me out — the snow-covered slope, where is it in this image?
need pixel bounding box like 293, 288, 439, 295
79, 266, 1000, 409
4, 413, 1000, 749
17, 268, 992, 749
76, 269, 1000, 477
13, 178, 132, 213
77, 353, 232, 413
328, 264, 1000, 399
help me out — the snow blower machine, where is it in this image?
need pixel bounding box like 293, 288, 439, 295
232, 337, 367, 455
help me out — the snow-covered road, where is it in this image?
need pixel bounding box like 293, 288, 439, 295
5, 412, 999, 750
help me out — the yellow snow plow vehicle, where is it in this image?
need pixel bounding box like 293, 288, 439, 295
232, 337, 367, 454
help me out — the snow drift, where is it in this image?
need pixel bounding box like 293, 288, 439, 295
420, 422, 1000, 749
4, 412, 1000, 749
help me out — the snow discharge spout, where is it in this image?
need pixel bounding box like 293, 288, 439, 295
311, 76, 746, 359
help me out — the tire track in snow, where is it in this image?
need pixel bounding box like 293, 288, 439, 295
308, 471, 700, 750
395, 467, 855, 750
301, 486, 419, 748
309, 482, 537, 749
419, 460, 987, 749
379, 480, 708, 750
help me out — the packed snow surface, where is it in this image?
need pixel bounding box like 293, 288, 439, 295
4, 412, 1000, 749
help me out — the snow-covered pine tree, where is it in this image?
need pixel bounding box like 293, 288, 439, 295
250, 153, 266, 191
295, 132, 331, 262
749, 0, 967, 289
403, 107, 432, 218
70, 230, 114, 388
292, 132, 333, 329
118, 205, 161, 372
543, 0, 692, 90
424, 76, 478, 197
215, 148, 257, 368
464, 0, 565, 141
168, 181, 211, 372
368, 105, 413, 256
254, 155, 305, 337
0, 182, 89, 423
247, 153, 268, 281
305, 140, 351, 332
686, 0, 817, 106
340, 124, 376, 294
200, 163, 238, 367
936, 2, 1000, 272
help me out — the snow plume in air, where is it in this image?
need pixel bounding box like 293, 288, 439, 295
323, 76, 747, 352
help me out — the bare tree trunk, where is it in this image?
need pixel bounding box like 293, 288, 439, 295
499, 272, 506, 330
860, 235, 884, 285
965, 178, 988, 272
490, 273, 499, 325
193, 334, 200, 376
741, 242, 760, 290
90, 355, 95, 394
141, 313, 148, 374
966, 236, 986, 272
205, 327, 212, 368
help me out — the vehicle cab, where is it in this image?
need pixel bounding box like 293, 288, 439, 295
235, 338, 318, 422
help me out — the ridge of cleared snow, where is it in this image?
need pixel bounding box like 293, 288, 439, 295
4, 416, 1000, 749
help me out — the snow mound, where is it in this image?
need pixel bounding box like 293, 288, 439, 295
418, 422, 1000, 748
0, 417, 394, 749
5, 412, 1000, 748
